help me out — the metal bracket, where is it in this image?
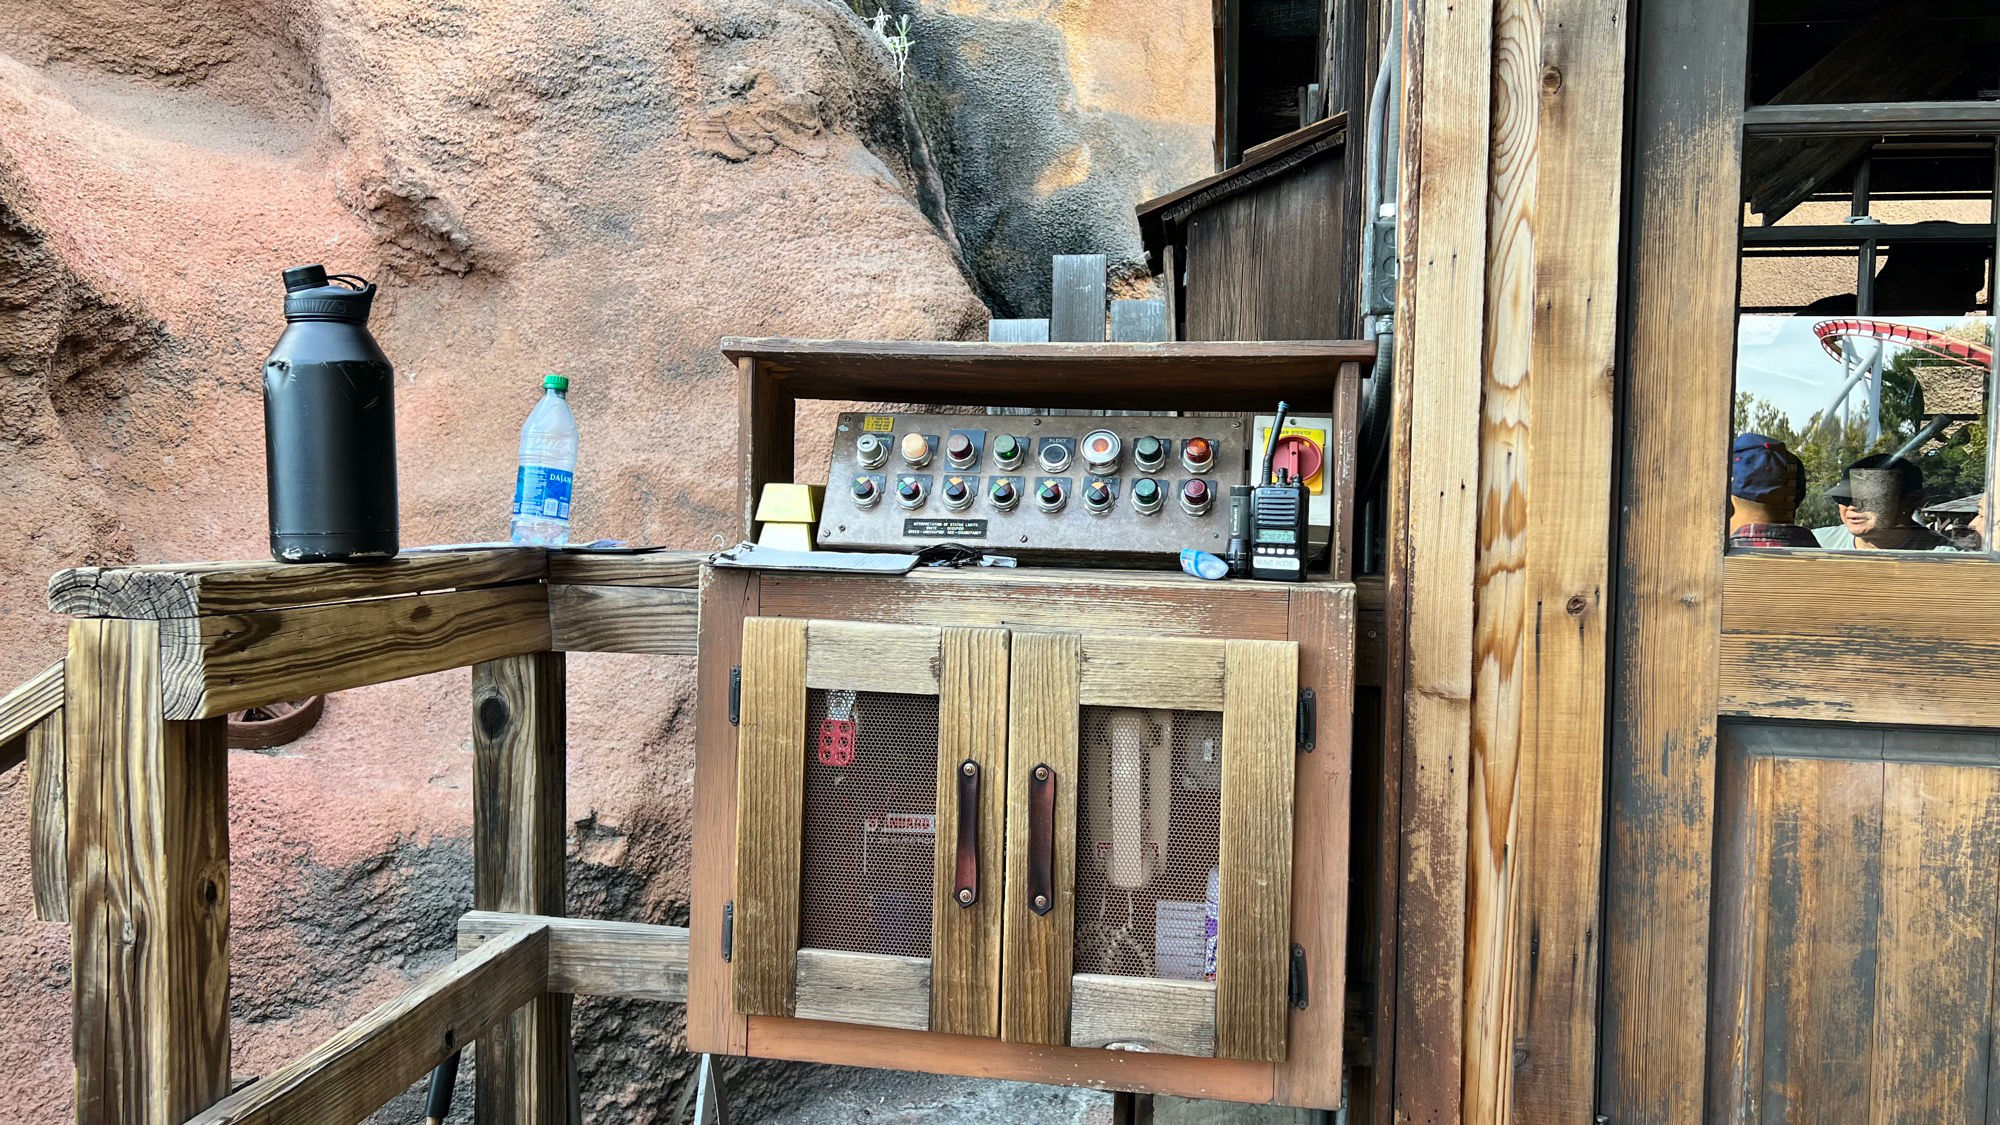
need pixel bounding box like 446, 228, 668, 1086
728, 667, 741, 725
1297, 688, 1316, 752
693, 1053, 732, 1125
1289, 943, 1309, 1009
721, 901, 734, 962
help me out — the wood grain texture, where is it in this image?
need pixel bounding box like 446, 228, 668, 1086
1000, 631, 1080, 1046
1600, 0, 1749, 1118
1051, 254, 1109, 343
1271, 583, 1353, 1106
1498, 0, 1625, 1116
165, 583, 551, 720
931, 627, 1009, 1038
805, 620, 941, 695
1077, 635, 1226, 710
689, 567, 756, 1054
756, 570, 1298, 645
65, 619, 231, 1125
1389, 0, 1492, 1109
747, 1015, 1274, 1103
1721, 553, 2000, 726
472, 652, 571, 1125
1462, 0, 1539, 1112
1182, 148, 1356, 345
29, 713, 66, 922
719, 338, 1372, 415
794, 950, 931, 1030
459, 912, 690, 1002
1069, 974, 1216, 1057
732, 616, 809, 1018
186, 924, 548, 1125
50, 549, 547, 618
0, 658, 61, 759
543, 550, 704, 588
1868, 761, 2000, 1122
548, 584, 697, 655
1215, 640, 1297, 1063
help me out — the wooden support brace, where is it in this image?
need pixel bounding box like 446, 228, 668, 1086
29, 711, 67, 922
459, 911, 691, 1002
0, 658, 62, 769
186, 924, 550, 1125
65, 619, 231, 1125
473, 652, 573, 1125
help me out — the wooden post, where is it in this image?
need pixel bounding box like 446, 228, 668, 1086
65, 618, 231, 1125
473, 652, 572, 1124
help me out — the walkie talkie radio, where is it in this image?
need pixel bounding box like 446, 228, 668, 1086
1242, 401, 1309, 581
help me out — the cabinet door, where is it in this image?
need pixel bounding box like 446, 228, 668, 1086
732, 617, 1009, 1036
1000, 632, 1298, 1062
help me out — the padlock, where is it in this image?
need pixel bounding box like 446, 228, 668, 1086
817, 690, 858, 767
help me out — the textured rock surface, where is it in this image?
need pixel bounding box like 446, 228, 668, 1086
0, 0, 1208, 1120
900, 0, 1215, 315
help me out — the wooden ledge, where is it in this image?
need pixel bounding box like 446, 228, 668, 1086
51, 548, 549, 619
0, 659, 62, 768
458, 911, 691, 1003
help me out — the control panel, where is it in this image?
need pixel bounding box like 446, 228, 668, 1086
819, 412, 1247, 565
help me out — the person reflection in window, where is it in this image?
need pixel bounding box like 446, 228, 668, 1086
1729, 434, 1817, 548
1814, 454, 1951, 551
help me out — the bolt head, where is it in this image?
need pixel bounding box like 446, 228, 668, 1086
1034, 765, 1049, 781
958, 888, 975, 904
961, 760, 977, 776
1033, 894, 1049, 910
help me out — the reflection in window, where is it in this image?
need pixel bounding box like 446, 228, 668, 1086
1734, 134, 1995, 553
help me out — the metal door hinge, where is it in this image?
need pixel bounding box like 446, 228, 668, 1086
722, 901, 735, 962
728, 667, 741, 725
1297, 688, 1316, 752
1289, 943, 1309, 1009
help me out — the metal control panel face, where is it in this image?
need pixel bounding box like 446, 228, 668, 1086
820, 413, 1246, 564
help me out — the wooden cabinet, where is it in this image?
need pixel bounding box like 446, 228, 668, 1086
729, 616, 1301, 1062
689, 566, 1355, 1108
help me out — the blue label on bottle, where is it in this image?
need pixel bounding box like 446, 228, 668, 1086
513, 466, 573, 521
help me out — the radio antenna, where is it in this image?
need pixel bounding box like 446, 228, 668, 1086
1263, 401, 1291, 485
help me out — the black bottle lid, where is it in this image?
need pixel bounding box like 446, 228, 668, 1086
281, 264, 377, 323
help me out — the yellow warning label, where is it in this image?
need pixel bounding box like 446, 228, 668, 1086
862, 415, 896, 433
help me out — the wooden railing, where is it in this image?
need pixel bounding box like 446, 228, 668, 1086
33, 547, 702, 1125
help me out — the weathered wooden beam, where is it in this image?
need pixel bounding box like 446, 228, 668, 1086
1743, 101, 2000, 137
29, 712, 66, 922
794, 949, 930, 1031
473, 653, 571, 1125
66, 619, 230, 1125
548, 584, 697, 656
998, 631, 1080, 1047
731, 617, 809, 1019
458, 912, 691, 1002
1601, 0, 1750, 1118
1069, 974, 1216, 1057
687, 567, 758, 1056
50, 549, 547, 619
1214, 640, 1297, 1063
185, 924, 549, 1125
930, 627, 1009, 1039
0, 659, 62, 767
543, 550, 704, 588
161, 583, 551, 720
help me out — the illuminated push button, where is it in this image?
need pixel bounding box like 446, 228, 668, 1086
856, 432, 890, 469
989, 479, 1020, 511
942, 477, 973, 510
947, 433, 978, 470
900, 432, 933, 467
850, 476, 881, 508
1083, 479, 1114, 513
1038, 440, 1072, 473
992, 434, 1024, 469
1133, 435, 1166, 472
1181, 437, 1214, 474
1130, 477, 1162, 515
1081, 429, 1122, 474
897, 477, 928, 508
1179, 478, 1213, 515
1036, 479, 1067, 513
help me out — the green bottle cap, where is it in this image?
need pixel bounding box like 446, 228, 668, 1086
543, 374, 569, 391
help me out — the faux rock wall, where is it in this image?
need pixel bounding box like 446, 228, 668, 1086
0, 1, 1208, 1120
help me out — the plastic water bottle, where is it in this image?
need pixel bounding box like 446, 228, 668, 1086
509, 374, 577, 546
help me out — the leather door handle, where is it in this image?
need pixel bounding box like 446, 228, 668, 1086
954, 760, 980, 907
1028, 763, 1055, 916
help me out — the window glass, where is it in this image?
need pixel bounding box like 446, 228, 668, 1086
1733, 134, 1995, 553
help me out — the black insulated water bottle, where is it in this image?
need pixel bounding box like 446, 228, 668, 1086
263, 264, 400, 562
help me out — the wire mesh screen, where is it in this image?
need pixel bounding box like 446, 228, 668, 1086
798, 688, 940, 959
1074, 707, 1225, 980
